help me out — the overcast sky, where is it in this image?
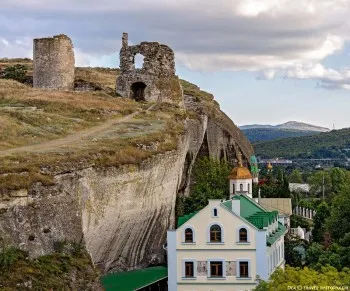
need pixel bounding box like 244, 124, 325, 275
1, 0, 350, 129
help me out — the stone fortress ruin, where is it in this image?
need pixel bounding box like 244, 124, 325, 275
32, 32, 183, 105
116, 33, 184, 104
33, 34, 75, 90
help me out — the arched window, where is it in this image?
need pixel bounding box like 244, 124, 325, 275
233, 184, 235, 193
210, 225, 222, 242
185, 228, 194, 243
213, 208, 218, 217
240, 184, 243, 191
239, 228, 248, 242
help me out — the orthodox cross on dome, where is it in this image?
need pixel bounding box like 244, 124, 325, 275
237, 152, 243, 167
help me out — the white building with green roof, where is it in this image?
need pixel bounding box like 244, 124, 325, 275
167, 162, 287, 291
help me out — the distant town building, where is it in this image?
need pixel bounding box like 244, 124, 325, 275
289, 183, 310, 193
167, 154, 288, 291
259, 158, 293, 166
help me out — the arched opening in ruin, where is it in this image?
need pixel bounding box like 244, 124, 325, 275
134, 53, 144, 69
131, 82, 147, 101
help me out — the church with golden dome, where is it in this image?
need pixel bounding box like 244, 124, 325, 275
167, 152, 289, 291
229, 152, 254, 199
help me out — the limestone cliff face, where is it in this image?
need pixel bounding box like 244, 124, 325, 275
0, 96, 253, 273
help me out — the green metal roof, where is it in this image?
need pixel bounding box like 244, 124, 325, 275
239, 195, 265, 218
222, 200, 232, 210
177, 210, 199, 227
101, 266, 167, 291
222, 195, 279, 230
267, 223, 288, 246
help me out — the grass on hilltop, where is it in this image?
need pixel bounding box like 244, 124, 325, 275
0, 79, 187, 192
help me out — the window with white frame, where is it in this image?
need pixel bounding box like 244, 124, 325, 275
208, 259, 225, 278
236, 259, 251, 278
182, 226, 195, 243
208, 224, 223, 243
239, 228, 248, 242
239, 261, 249, 277
185, 262, 194, 277
212, 207, 218, 217
236, 226, 249, 243
185, 228, 194, 243
182, 259, 197, 278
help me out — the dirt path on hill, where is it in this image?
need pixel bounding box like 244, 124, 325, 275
0, 104, 155, 157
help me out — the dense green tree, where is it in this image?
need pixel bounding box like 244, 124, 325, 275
290, 215, 312, 232
289, 169, 303, 183
306, 242, 323, 268
259, 168, 290, 198
284, 236, 307, 267
327, 186, 350, 241
338, 232, 350, 268
254, 266, 350, 290
329, 167, 347, 193
308, 171, 332, 198
306, 232, 350, 270
312, 201, 330, 243
183, 157, 230, 214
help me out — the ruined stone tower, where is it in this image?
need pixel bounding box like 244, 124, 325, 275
33, 34, 75, 90
116, 33, 183, 104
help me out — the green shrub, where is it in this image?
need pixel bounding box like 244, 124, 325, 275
0, 246, 27, 270
1, 65, 28, 83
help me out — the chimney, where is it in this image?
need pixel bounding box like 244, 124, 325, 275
232, 199, 240, 216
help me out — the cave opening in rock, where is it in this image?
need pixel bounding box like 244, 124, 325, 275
220, 149, 226, 161
131, 82, 147, 101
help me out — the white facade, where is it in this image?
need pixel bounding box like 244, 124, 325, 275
167, 198, 287, 291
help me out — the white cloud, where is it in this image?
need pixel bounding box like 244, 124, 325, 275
1, 38, 9, 46
0, 37, 32, 58
287, 63, 350, 89
1, 0, 350, 89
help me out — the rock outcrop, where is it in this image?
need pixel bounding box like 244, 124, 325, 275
0, 92, 253, 275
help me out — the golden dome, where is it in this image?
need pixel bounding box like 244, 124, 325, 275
229, 152, 252, 179
267, 162, 273, 170
229, 166, 253, 179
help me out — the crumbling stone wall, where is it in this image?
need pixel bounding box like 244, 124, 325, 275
33, 34, 75, 90
116, 33, 183, 105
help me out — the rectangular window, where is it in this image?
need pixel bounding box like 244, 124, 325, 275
239, 261, 249, 277
185, 262, 194, 277
210, 261, 223, 277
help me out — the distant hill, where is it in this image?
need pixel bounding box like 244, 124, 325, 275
242, 128, 319, 143
240, 121, 330, 132
253, 127, 350, 159
240, 121, 330, 143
